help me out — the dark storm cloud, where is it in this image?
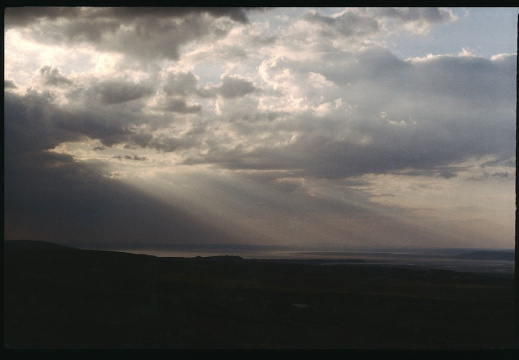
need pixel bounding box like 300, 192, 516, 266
4, 84, 239, 246
5, 7, 250, 27
6, 7, 250, 62
61, 18, 122, 43
55, 108, 133, 147
218, 76, 257, 99
5, 87, 136, 150
129, 132, 154, 148
163, 71, 198, 96
4, 91, 83, 153
91, 7, 250, 24
4, 7, 82, 27
5, 79, 17, 89
7, 72, 201, 151
157, 98, 202, 113
94, 79, 154, 104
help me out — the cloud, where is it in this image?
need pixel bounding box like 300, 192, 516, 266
304, 7, 457, 37
39, 66, 74, 87
6, 66, 204, 153
5, 7, 251, 28
128, 132, 154, 148
94, 79, 154, 104
15, 40, 512, 183
178, 47, 515, 180
273, 8, 457, 58
155, 98, 202, 113
4, 7, 82, 27
163, 71, 199, 96
197, 74, 258, 99
369, 7, 457, 34
149, 135, 199, 153
217, 75, 257, 98
5, 7, 250, 62
4, 8, 514, 249
4, 85, 239, 245
491, 172, 509, 179
480, 156, 516, 168
5, 87, 137, 150
5, 79, 17, 89
131, 154, 147, 161
112, 155, 147, 161
303, 10, 379, 37
161, 70, 258, 102
4, 91, 83, 153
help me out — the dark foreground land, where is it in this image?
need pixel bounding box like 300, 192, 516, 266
4, 240, 517, 349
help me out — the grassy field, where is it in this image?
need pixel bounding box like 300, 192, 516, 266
4, 240, 517, 349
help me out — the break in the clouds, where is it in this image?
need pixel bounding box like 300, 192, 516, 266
4, 7, 516, 250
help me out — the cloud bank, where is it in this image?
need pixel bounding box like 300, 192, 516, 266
4, 7, 516, 249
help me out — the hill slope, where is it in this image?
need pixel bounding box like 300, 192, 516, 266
4, 239, 80, 251
4, 240, 517, 349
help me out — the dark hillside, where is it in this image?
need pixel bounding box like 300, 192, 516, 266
4, 239, 80, 252
4, 241, 517, 349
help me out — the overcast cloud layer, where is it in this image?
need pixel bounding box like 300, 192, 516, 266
4, 7, 516, 249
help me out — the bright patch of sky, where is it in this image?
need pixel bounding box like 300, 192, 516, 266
388, 8, 519, 59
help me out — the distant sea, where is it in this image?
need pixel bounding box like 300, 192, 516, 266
79, 244, 515, 275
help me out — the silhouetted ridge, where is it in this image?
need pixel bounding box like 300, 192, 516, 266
4, 239, 515, 349
4, 240, 79, 252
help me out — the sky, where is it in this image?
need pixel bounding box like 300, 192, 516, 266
4, 7, 517, 250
